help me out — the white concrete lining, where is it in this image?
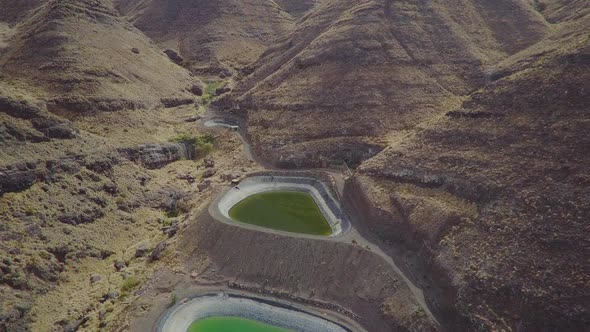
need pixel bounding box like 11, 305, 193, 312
203, 119, 238, 129
157, 293, 349, 332
215, 175, 351, 237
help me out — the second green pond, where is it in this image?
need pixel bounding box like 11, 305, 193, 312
228, 190, 332, 236
187, 316, 291, 332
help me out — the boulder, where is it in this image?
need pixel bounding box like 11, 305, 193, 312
184, 115, 201, 123
0, 162, 41, 196
135, 244, 150, 258
31, 117, 77, 139
57, 208, 104, 225
25, 259, 63, 283
218, 69, 232, 79
163, 191, 180, 214
63, 317, 88, 332
190, 85, 203, 96
177, 173, 196, 184
221, 173, 240, 182
0, 96, 45, 119
102, 182, 118, 195
215, 86, 231, 96
131, 47, 140, 54
0, 122, 48, 143
197, 180, 211, 192
100, 290, 118, 302
113, 260, 126, 271
160, 97, 194, 108
89, 274, 101, 284
202, 169, 216, 178
165, 226, 178, 238
164, 49, 184, 65
150, 242, 166, 261
98, 310, 107, 321
85, 156, 118, 175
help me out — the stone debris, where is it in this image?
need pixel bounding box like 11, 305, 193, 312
135, 244, 150, 258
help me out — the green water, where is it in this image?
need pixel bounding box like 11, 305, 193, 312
187, 316, 291, 332
228, 190, 332, 236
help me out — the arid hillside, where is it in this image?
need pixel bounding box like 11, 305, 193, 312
220, 0, 590, 330
357, 12, 590, 329
115, 0, 300, 75
224, 0, 549, 167
0, 0, 200, 115
0, 0, 588, 331
0, 1, 217, 331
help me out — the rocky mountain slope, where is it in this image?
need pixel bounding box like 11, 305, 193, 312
224, 0, 549, 167
219, 0, 589, 329
357, 13, 590, 329
0, 0, 199, 115
115, 0, 300, 75
0, 1, 213, 330
0, 0, 588, 331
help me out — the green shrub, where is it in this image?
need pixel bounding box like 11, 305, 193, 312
169, 133, 216, 156
201, 81, 225, 106
169, 133, 198, 145
121, 276, 140, 292
199, 142, 213, 156
198, 134, 215, 144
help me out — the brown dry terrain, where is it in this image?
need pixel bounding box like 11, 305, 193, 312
351, 5, 590, 330
0, 0, 589, 331
124, 191, 435, 332
115, 0, 299, 75
225, 0, 549, 167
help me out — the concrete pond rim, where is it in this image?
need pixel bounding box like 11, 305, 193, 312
210, 174, 353, 238
154, 291, 365, 332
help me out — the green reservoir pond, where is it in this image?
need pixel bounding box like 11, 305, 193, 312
228, 190, 332, 236
187, 316, 291, 332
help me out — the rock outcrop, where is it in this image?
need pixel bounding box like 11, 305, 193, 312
228, 0, 548, 167
353, 12, 590, 330
117, 142, 195, 169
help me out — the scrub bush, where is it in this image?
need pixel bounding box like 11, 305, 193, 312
121, 276, 140, 292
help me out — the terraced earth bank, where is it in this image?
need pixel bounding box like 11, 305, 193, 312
0, 0, 589, 331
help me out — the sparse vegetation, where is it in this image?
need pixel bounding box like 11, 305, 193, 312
0, 0, 587, 331
24, 206, 35, 215
200, 81, 225, 105
121, 276, 140, 293
115, 196, 125, 206
169, 133, 215, 156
